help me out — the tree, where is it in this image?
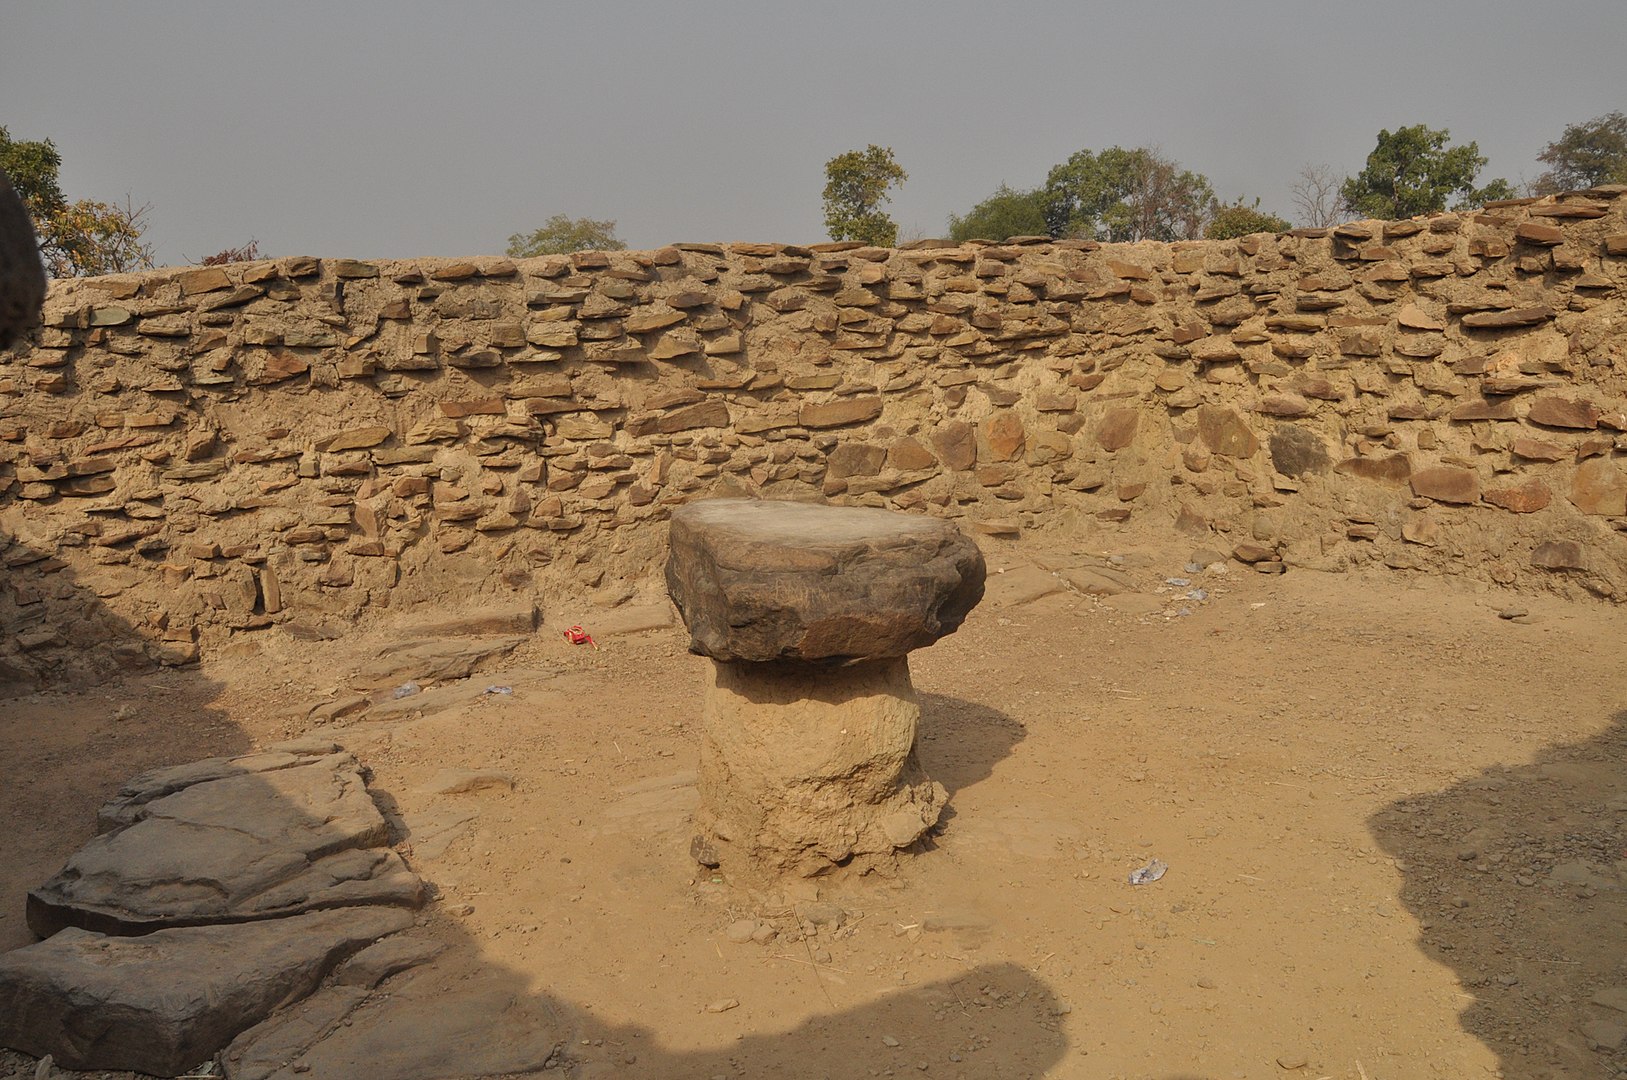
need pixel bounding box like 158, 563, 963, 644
199, 240, 261, 266
1533, 112, 1627, 194
1205, 197, 1289, 239
1291, 163, 1347, 228
506, 214, 625, 257
947, 184, 1049, 243
41, 197, 154, 277
0, 126, 155, 276
1340, 125, 1513, 219
822, 145, 907, 246
1041, 146, 1215, 242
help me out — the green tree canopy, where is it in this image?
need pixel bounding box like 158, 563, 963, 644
0, 125, 154, 277
1041, 147, 1214, 242
506, 214, 625, 258
946, 184, 1049, 243
1340, 125, 1513, 219
822, 145, 908, 246
0, 126, 66, 226
1205, 197, 1289, 240
1534, 112, 1627, 194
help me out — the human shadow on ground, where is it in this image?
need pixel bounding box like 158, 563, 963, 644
242, 950, 1069, 1079
0, 525, 1068, 1079
914, 691, 1027, 799
1370, 711, 1627, 1079
563, 959, 1067, 1078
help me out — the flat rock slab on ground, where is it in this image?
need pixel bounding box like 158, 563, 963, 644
96, 737, 344, 831
356, 636, 524, 687
28, 748, 423, 938
666, 498, 985, 662
0, 906, 412, 1077
223, 950, 567, 1080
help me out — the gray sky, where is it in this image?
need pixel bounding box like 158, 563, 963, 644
4, 1, 1623, 266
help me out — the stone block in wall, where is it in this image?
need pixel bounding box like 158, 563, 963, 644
1268, 427, 1332, 478
1483, 479, 1551, 514
931, 422, 976, 471
1191, 338, 1243, 365
1410, 466, 1479, 505
735, 407, 798, 435
1449, 400, 1517, 422
1570, 459, 1627, 516
825, 443, 885, 479
317, 427, 392, 452
1195, 406, 1258, 458
1527, 397, 1599, 430
979, 414, 1027, 461
1531, 541, 1585, 570
251, 351, 309, 383
1461, 306, 1553, 329
1510, 437, 1567, 462
653, 401, 730, 434
1514, 222, 1565, 246
1394, 335, 1447, 359
1093, 409, 1138, 452
799, 397, 882, 429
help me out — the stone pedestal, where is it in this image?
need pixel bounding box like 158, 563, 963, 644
666, 498, 984, 879
697, 657, 946, 878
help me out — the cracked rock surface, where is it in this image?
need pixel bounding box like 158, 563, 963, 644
0, 740, 425, 1077
28, 741, 422, 938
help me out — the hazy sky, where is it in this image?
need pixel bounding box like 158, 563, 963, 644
4, 1, 1623, 266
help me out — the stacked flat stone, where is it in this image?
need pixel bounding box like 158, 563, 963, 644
0, 741, 424, 1076
666, 498, 985, 878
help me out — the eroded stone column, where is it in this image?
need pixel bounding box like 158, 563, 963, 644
666, 498, 985, 879
700, 657, 946, 877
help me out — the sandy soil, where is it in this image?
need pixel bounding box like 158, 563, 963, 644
3, 529, 1626, 1080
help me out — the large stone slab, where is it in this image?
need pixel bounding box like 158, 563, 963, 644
28, 749, 423, 938
666, 499, 985, 663
223, 949, 567, 1080
0, 906, 413, 1077
96, 738, 345, 832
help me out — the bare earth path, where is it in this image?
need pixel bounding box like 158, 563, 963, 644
3, 531, 1625, 1080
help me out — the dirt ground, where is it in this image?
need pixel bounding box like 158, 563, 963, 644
3, 528, 1626, 1080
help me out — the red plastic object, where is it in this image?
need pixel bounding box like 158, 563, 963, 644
562, 625, 598, 649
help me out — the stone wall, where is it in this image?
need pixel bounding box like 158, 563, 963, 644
3, 189, 1626, 689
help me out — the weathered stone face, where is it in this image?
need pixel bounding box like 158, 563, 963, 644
27, 747, 423, 938
0, 169, 46, 348
0, 908, 412, 1077
666, 498, 986, 664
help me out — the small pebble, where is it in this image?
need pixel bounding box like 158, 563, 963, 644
882, 1035, 901, 1047
704, 998, 739, 1013
1276, 1051, 1308, 1069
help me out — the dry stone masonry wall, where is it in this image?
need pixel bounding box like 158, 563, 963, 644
3, 189, 1627, 689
